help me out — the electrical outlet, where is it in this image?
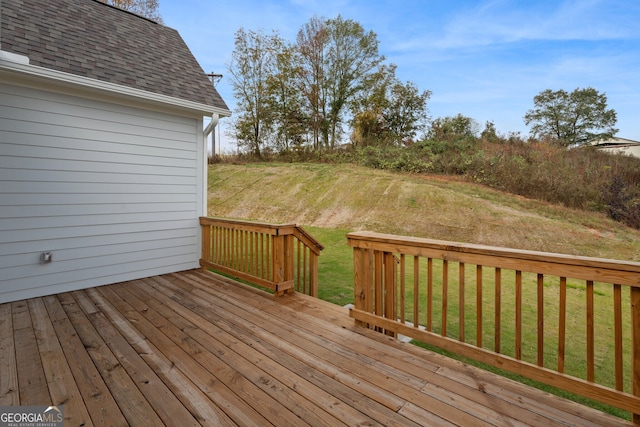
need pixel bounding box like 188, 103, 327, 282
40, 252, 53, 264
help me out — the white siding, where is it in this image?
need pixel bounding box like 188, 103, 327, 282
0, 83, 203, 302
598, 145, 640, 159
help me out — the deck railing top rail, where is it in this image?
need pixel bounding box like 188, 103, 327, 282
348, 231, 640, 287
201, 217, 324, 253
201, 216, 295, 235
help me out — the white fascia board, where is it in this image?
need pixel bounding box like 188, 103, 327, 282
0, 58, 231, 118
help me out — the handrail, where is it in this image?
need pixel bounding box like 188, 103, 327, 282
347, 230, 640, 423
200, 217, 323, 296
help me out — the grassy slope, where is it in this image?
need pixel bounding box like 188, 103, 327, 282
208, 162, 640, 261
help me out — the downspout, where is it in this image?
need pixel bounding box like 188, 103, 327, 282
202, 113, 219, 217
204, 112, 219, 160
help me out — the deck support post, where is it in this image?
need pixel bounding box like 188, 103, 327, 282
272, 233, 295, 296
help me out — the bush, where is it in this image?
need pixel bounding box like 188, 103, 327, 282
602, 177, 640, 229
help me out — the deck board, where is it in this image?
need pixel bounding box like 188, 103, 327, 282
0, 269, 632, 426
13, 300, 50, 406
28, 298, 92, 425
0, 303, 18, 406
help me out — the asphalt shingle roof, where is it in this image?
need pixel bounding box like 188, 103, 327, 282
1, 0, 228, 111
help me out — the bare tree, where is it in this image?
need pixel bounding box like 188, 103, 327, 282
98, 0, 162, 23
227, 28, 280, 156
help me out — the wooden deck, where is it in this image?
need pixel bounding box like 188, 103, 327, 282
0, 269, 631, 426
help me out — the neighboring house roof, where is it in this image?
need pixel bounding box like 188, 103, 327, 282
591, 137, 640, 159
593, 137, 640, 148
1, 0, 228, 111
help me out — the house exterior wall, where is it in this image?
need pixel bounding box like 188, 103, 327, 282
597, 144, 640, 159
0, 82, 204, 303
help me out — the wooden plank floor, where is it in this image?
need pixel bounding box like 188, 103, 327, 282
0, 269, 631, 426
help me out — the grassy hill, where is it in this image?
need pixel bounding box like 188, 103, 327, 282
208, 162, 640, 261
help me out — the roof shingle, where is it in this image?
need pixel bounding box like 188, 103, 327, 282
1, 0, 228, 111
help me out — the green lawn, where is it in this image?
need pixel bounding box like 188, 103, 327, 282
306, 226, 354, 306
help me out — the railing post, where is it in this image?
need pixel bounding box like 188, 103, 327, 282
272, 234, 284, 295
272, 233, 294, 296
632, 287, 640, 425
200, 218, 211, 267
309, 252, 319, 298
284, 233, 294, 292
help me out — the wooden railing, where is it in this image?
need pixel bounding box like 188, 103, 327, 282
200, 217, 323, 296
348, 231, 640, 423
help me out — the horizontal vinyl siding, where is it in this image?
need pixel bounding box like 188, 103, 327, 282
0, 83, 202, 302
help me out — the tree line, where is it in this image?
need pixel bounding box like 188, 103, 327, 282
98, 4, 619, 153
228, 15, 619, 155
227, 16, 432, 156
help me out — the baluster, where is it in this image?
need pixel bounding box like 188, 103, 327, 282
375, 250, 383, 320
495, 267, 501, 353
613, 284, 623, 391
427, 258, 433, 331
459, 262, 465, 342
442, 260, 448, 337
558, 277, 567, 373
515, 270, 522, 360
537, 274, 544, 367
586, 280, 595, 382
413, 256, 419, 328
400, 254, 406, 324
476, 265, 483, 347
383, 252, 397, 336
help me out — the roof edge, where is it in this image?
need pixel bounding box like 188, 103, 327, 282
0, 58, 231, 117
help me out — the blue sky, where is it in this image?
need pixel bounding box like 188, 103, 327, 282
160, 0, 640, 151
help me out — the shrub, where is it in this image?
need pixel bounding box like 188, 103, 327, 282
603, 176, 640, 229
